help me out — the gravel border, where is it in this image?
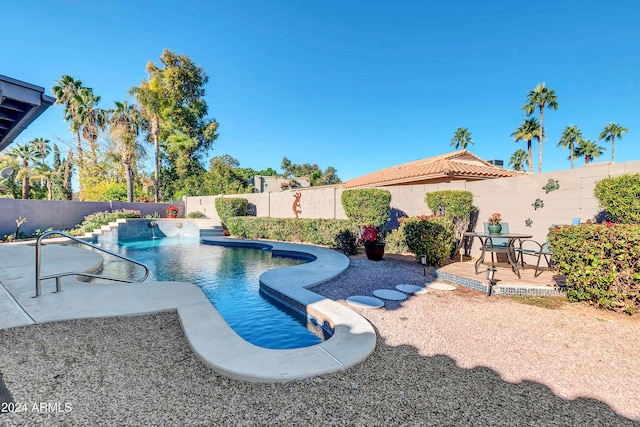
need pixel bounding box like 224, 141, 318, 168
1, 254, 639, 425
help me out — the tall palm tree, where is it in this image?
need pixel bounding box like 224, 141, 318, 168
510, 117, 539, 173
557, 125, 583, 169
130, 79, 165, 202
6, 140, 45, 199
109, 101, 142, 202
522, 83, 558, 173
74, 87, 107, 169
450, 127, 473, 150
508, 149, 528, 171
575, 139, 605, 164
599, 122, 628, 162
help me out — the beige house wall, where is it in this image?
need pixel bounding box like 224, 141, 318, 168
185, 160, 640, 256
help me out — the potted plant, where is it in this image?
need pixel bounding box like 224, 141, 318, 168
359, 224, 385, 261
487, 212, 502, 234
166, 205, 179, 219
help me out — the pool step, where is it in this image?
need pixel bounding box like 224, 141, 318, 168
191, 219, 225, 237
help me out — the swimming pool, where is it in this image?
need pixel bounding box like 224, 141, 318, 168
92, 236, 332, 349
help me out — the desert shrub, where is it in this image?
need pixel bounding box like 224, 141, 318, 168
72, 209, 141, 235
187, 211, 207, 219
215, 198, 248, 226
594, 174, 640, 224
401, 216, 455, 266
384, 227, 409, 254
425, 190, 475, 255
334, 229, 359, 255
226, 217, 358, 246
341, 189, 391, 227
549, 223, 640, 315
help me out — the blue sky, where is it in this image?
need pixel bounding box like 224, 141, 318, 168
4, 0, 640, 181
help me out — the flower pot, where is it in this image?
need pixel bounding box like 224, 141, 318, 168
487, 223, 502, 234
364, 243, 385, 261
167, 214, 177, 219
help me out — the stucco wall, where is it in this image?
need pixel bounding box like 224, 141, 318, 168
0, 200, 183, 237
184, 160, 640, 256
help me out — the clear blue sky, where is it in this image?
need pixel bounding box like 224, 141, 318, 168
4, 0, 640, 181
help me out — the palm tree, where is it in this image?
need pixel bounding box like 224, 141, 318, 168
599, 122, 628, 162
508, 149, 528, 171
557, 125, 583, 169
109, 101, 142, 202
450, 127, 474, 150
575, 139, 605, 164
130, 80, 165, 202
74, 87, 107, 169
522, 83, 558, 173
6, 140, 45, 199
510, 117, 540, 173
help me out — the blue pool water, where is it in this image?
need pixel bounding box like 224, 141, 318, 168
93, 237, 330, 349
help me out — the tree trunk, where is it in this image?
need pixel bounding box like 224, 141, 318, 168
154, 133, 160, 203
527, 140, 533, 173
538, 107, 543, 174
125, 162, 135, 203
611, 135, 615, 162
569, 140, 574, 169
21, 176, 29, 199
76, 132, 83, 199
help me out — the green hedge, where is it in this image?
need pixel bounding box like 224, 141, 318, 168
594, 173, 640, 224
401, 216, 454, 266
215, 198, 248, 226
341, 189, 391, 227
425, 190, 475, 256
226, 217, 358, 247
549, 224, 640, 315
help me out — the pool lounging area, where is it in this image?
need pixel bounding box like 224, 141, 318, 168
0, 237, 376, 382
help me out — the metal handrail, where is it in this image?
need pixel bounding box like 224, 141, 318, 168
35, 230, 150, 297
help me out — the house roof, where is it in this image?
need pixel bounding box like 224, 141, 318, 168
0, 75, 56, 151
343, 150, 525, 188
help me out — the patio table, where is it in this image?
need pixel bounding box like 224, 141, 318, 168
463, 231, 532, 279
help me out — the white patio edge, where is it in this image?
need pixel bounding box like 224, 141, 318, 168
0, 238, 376, 382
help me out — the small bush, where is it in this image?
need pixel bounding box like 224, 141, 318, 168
425, 190, 475, 255
594, 174, 640, 224
341, 189, 391, 227
187, 211, 207, 219
215, 198, 248, 226
226, 217, 358, 246
72, 209, 141, 235
549, 223, 640, 314
384, 227, 409, 254
334, 229, 359, 255
401, 216, 455, 266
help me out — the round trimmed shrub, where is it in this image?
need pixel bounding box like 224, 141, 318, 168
341, 189, 391, 227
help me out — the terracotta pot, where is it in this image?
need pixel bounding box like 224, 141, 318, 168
364, 243, 385, 261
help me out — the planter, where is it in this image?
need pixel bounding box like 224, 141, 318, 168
487, 223, 502, 234
364, 243, 385, 261
166, 214, 177, 219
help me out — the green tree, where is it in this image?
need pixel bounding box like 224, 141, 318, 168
511, 117, 540, 173
51, 144, 73, 200
450, 127, 473, 150
557, 125, 583, 169
280, 157, 341, 185
522, 83, 558, 173
130, 76, 167, 202
144, 49, 219, 199
599, 122, 628, 162
575, 139, 605, 164
6, 139, 47, 199
109, 100, 143, 202
204, 157, 253, 195
508, 149, 528, 171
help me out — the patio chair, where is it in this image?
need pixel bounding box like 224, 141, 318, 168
517, 227, 556, 277
482, 222, 510, 264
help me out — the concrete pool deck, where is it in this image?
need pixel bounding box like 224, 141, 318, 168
0, 238, 376, 382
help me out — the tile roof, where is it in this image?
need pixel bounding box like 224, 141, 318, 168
343, 150, 526, 188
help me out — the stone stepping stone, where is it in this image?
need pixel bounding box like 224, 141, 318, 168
427, 282, 457, 291
396, 284, 427, 294
346, 295, 384, 309
373, 289, 408, 301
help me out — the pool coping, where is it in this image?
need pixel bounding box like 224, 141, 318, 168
0, 237, 376, 382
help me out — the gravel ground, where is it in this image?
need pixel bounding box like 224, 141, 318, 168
1, 254, 639, 426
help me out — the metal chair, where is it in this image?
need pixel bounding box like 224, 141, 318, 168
517, 227, 557, 277
482, 222, 510, 264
